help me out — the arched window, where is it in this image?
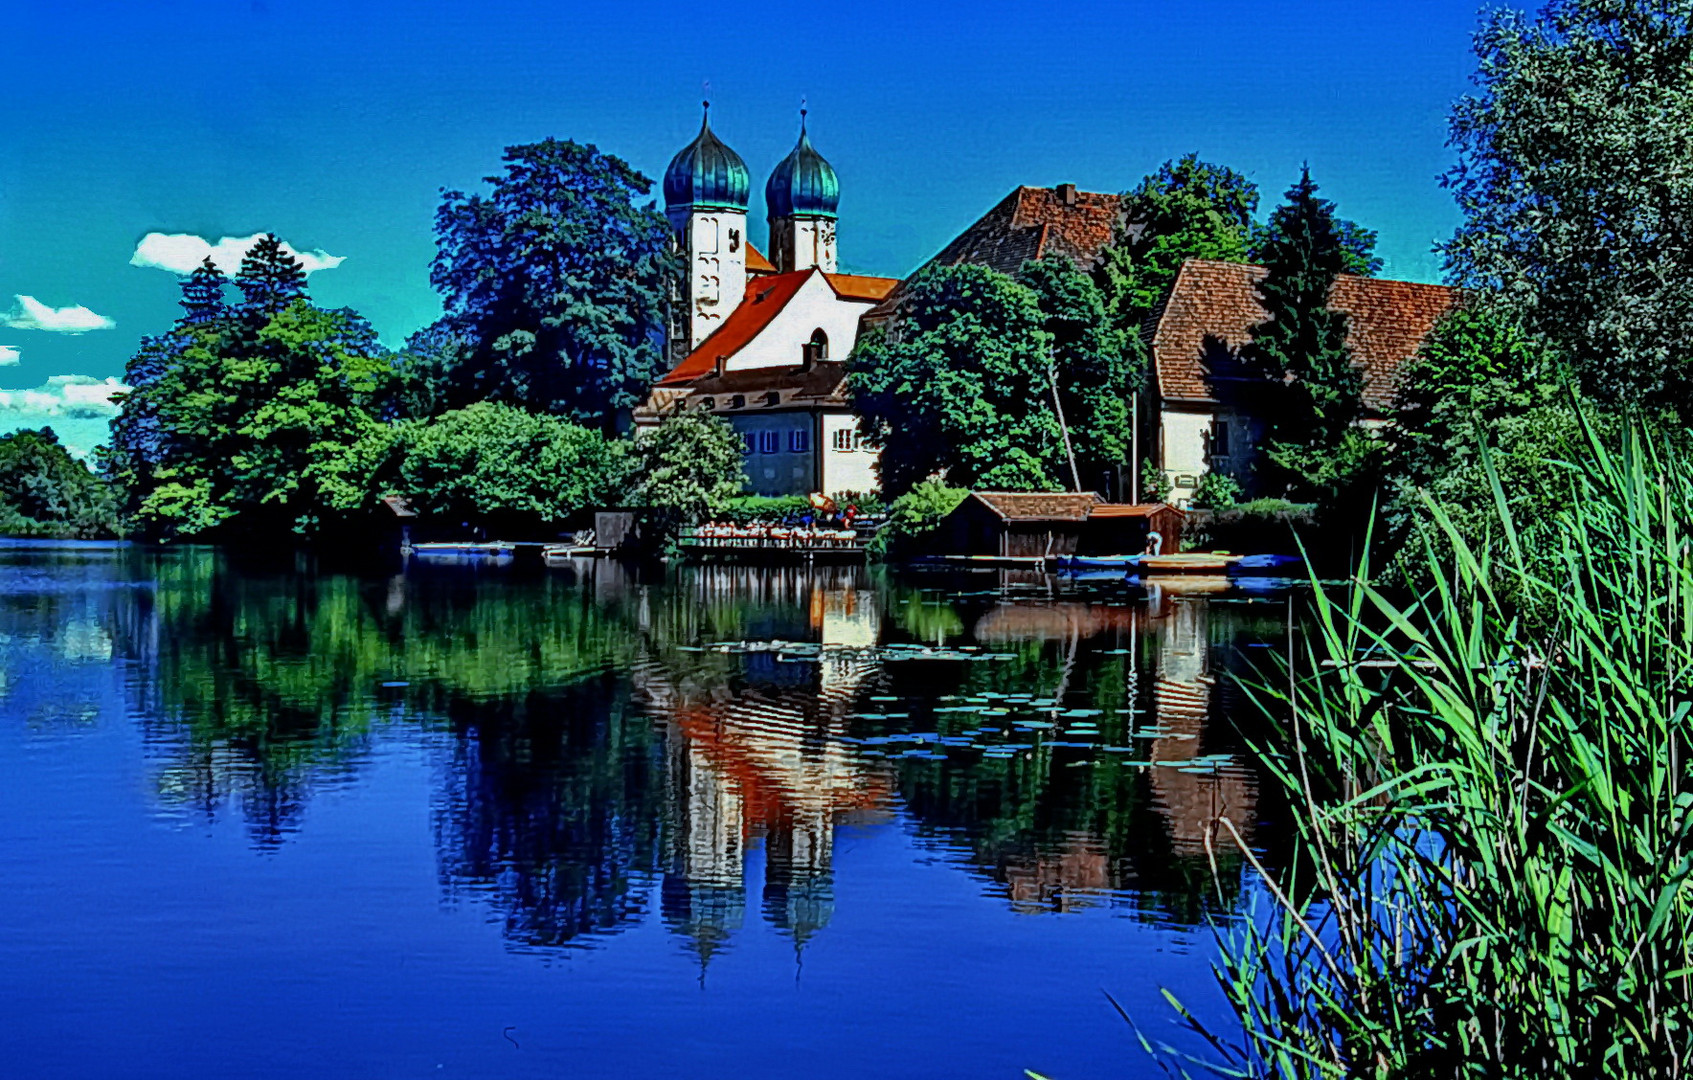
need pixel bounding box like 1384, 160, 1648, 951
809, 329, 829, 361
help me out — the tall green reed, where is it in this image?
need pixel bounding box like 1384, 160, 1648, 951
1152, 420, 1693, 1077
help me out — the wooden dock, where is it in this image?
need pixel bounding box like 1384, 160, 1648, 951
676, 527, 866, 560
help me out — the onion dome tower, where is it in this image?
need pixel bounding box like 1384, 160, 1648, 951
765, 109, 840, 273
665, 102, 752, 350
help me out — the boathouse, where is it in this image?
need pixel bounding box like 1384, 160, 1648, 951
938, 493, 1187, 558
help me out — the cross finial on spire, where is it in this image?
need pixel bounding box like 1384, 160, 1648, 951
702, 80, 711, 115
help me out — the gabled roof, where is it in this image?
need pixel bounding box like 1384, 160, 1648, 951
1151, 260, 1463, 412
659, 271, 813, 385
659, 269, 900, 387
925, 186, 1121, 276
970, 492, 1103, 522
746, 242, 776, 275
867, 185, 1120, 322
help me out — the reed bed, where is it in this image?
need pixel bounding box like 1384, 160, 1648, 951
1155, 421, 1693, 1077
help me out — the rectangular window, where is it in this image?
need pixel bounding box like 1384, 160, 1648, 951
742, 432, 757, 455
1208, 420, 1230, 457
759, 431, 779, 455
832, 429, 853, 451
789, 430, 810, 454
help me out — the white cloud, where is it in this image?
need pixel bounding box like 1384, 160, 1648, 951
1, 296, 116, 333
0, 346, 18, 366
0, 374, 130, 459
131, 232, 347, 277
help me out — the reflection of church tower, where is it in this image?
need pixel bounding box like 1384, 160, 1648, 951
664, 102, 752, 350
765, 110, 840, 273
662, 734, 747, 980
763, 805, 835, 951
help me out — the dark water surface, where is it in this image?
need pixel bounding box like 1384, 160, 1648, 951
0, 542, 1287, 1079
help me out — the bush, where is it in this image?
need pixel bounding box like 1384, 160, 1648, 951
1190, 471, 1242, 510
867, 481, 967, 560
628, 414, 746, 528
1184, 498, 1314, 553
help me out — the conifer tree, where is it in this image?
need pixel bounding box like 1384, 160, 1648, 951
234, 233, 308, 318
1245, 167, 1363, 491
179, 257, 229, 325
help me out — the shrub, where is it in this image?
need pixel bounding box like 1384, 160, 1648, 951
867, 481, 967, 560
719, 495, 812, 523
1189, 471, 1242, 510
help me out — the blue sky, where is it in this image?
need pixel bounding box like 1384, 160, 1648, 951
0, 0, 1509, 455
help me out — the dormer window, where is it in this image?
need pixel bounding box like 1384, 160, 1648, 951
731, 394, 745, 409
699, 396, 715, 411
763, 390, 781, 406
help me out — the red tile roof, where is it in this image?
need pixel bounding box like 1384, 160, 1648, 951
746, 242, 776, 275
825, 273, 901, 301
658, 271, 813, 385
867, 185, 1121, 323
1151, 260, 1463, 412
971, 492, 1103, 522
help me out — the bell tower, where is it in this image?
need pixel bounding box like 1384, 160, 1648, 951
765, 109, 840, 274
664, 102, 751, 350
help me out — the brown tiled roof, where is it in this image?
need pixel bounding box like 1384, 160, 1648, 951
1151, 260, 1463, 412
658, 271, 813, 385
638, 360, 851, 419
971, 491, 1102, 522
746, 242, 776, 275
1087, 502, 1183, 519
867, 185, 1121, 323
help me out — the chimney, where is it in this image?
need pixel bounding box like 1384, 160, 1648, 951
1056, 183, 1078, 206
713, 354, 728, 378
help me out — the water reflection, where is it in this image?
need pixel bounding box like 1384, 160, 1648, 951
2, 545, 1285, 957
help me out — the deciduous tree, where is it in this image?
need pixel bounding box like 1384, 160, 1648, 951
424, 139, 682, 427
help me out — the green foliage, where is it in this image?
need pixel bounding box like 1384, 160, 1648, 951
1139, 459, 1173, 503
718, 494, 812, 523
1444, 0, 1693, 420
1184, 498, 1314, 554
109, 251, 398, 540
1389, 302, 1549, 491
847, 261, 1125, 496
1246, 169, 1369, 499
397, 402, 630, 531
629, 414, 746, 527
1188, 471, 1241, 510
1250, 213, 1382, 277
1098, 155, 1259, 341
866, 480, 967, 560
423, 138, 682, 427
0, 428, 117, 538
1168, 422, 1693, 1076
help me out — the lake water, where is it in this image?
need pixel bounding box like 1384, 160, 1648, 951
0, 542, 1289, 1079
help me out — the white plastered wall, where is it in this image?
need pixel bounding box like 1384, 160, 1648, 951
1161, 405, 1215, 506
725, 272, 871, 372
820, 413, 880, 496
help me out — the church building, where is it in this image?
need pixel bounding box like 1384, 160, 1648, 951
635, 106, 899, 498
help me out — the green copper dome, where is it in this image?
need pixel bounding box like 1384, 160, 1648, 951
765, 114, 839, 220
664, 105, 750, 213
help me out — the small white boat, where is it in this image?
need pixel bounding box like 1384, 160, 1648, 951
406, 541, 516, 558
